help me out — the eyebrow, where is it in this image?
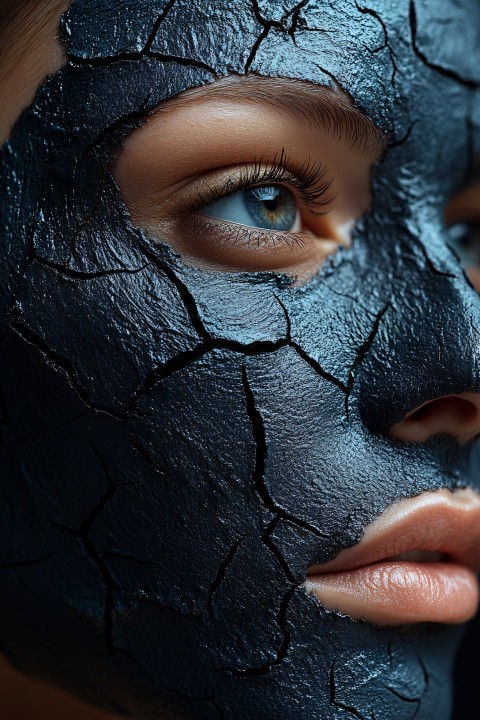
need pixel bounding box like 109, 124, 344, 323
151, 74, 386, 155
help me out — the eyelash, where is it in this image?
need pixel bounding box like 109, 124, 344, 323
188, 214, 309, 253
193, 147, 336, 217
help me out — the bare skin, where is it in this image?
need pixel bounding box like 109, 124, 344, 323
446, 178, 480, 289
1, 2, 480, 718
114, 75, 385, 283
0, 0, 68, 144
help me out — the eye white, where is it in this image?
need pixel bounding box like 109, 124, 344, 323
202, 185, 301, 232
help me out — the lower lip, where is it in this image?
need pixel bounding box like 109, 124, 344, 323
305, 561, 480, 626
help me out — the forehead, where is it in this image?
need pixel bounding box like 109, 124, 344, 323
63, 0, 480, 140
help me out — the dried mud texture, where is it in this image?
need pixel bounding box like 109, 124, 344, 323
1, 1, 480, 719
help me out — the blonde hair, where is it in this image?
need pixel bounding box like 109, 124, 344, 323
0, 0, 67, 84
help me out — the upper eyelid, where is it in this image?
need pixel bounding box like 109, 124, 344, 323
147, 75, 387, 157
113, 81, 385, 214
193, 156, 336, 216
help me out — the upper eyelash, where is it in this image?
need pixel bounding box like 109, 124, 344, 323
195, 147, 335, 215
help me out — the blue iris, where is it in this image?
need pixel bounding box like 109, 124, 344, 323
203, 185, 298, 231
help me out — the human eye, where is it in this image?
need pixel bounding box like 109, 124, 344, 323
116, 149, 348, 280
202, 183, 302, 233
175, 151, 340, 274
446, 220, 480, 267
446, 173, 480, 290
113, 86, 383, 282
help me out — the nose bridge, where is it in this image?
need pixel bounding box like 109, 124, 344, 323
356, 266, 480, 438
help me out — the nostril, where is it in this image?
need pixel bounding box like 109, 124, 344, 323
410, 397, 477, 425
389, 393, 480, 445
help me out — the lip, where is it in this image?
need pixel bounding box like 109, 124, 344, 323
305, 488, 480, 626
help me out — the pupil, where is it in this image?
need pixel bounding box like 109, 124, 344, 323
264, 197, 279, 212
245, 185, 296, 231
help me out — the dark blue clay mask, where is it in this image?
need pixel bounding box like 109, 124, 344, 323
1, 1, 480, 718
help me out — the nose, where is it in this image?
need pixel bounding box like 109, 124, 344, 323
389, 392, 480, 445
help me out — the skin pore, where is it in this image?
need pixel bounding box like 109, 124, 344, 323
1, 1, 480, 719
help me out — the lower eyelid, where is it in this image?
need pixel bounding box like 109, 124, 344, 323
188, 214, 309, 252
179, 215, 346, 278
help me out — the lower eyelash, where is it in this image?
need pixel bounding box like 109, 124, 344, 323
188, 215, 308, 252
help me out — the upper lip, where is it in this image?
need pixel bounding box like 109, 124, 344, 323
307, 488, 480, 576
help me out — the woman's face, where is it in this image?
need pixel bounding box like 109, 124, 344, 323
1, 1, 480, 718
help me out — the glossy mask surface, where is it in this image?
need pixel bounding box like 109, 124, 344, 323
1, 1, 480, 718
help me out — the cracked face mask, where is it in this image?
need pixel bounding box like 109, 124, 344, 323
1, 1, 480, 718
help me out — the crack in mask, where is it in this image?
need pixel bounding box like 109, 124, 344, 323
1, 1, 480, 718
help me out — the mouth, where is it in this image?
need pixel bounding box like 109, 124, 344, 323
305, 488, 480, 626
